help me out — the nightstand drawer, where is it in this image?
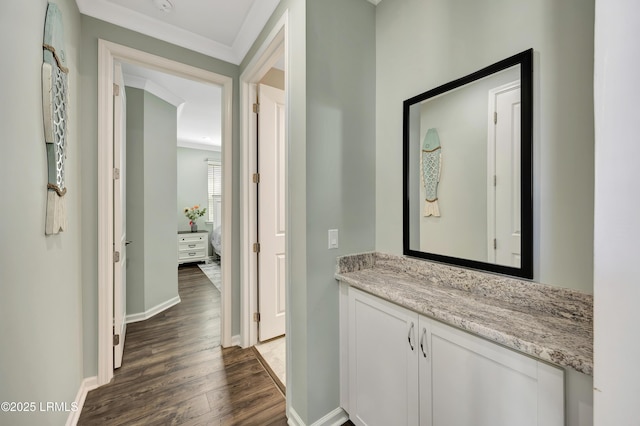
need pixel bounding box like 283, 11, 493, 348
179, 240, 206, 251
178, 249, 206, 261
178, 233, 207, 243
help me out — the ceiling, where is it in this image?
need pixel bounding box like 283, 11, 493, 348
121, 62, 223, 151
75, 0, 281, 64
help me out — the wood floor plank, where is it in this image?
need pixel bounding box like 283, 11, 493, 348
79, 264, 286, 425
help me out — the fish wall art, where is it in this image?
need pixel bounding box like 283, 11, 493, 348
42, 2, 68, 234
420, 128, 442, 217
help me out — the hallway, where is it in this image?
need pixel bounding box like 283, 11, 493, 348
79, 265, 287, 425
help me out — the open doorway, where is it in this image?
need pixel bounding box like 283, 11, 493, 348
97, 40, 233, 386
240, 23, 287, 391
115, 58, 224, 361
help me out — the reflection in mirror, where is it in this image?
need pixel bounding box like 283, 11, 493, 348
404, 49, 533, 279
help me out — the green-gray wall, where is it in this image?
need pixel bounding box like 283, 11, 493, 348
375, 0, 595, 293
241, 0, 376, 423
125, 88, 179, 315
177, 147, 221, 257
0, 1, 84, 425
79, 16, 241, 377
126, 88, 146, 315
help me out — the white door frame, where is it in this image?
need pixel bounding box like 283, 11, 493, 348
240, 12, 288, 349
97, 39, 234, 386
487, 80, 520, 264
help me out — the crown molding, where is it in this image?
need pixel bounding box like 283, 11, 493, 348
122, 74, 186, 107
178, 139, 221, 151
76, 0, 280, 64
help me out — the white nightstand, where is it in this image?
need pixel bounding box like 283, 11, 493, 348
177, 230, 208, 264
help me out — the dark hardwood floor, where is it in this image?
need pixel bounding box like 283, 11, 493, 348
79, 264, 287, 426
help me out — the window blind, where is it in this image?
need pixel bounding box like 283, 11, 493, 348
207, 161, 222, 224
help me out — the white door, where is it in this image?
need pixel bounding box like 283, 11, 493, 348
488, 82, 521, 267
113, 63, 127, 368
258, 85, 285, 341
349, 288, 419, 426
257, 84, 286, 341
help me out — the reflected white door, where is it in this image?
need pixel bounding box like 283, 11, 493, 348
113, 63, 127, 368
258, 84, 286, 341
488, 82, 521, 267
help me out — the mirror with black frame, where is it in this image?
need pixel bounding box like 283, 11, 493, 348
403, 49, 533, 279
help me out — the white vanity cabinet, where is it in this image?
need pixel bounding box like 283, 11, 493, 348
344, 287, 565, 426
348, 286, 419, 425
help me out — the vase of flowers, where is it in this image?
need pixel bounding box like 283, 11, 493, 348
184, 205, 206, 232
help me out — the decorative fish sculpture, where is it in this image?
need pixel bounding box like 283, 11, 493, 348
420, 128, 442, 217
42, 2, 69, 234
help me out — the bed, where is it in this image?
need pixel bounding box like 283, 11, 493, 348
211, 225, 222, 258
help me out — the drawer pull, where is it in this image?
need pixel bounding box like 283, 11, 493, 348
189, 252, 196, 256
188, 244, 196, 248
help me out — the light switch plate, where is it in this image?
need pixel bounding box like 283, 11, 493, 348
328, 229, 339, 249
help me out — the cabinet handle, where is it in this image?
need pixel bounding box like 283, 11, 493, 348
420, 327, 428, 359
188, 244, 196, 248
408, 322, 415, 351
189, 252, 196, 256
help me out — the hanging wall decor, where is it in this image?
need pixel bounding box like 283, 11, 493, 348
420, 128, 442, 217
42, 2, 68, 234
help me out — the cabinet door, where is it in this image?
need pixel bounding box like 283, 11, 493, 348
418, 316, 433, 426
423, 318, 564, 426
349, 288, 419, 426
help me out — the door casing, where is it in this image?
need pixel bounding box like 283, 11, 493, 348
240, 16, 287, 349
97, 40, 233, 386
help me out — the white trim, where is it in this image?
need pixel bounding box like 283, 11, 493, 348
122, 74, 185, 108
76, 0, 280, 65
177, 139, 221, 151
287, 407, 348, 426
65, 376, 98, 426
125, 296, 181, 324
97, 40, 234, 387
240, 9, 287, 349
232, 0, 283, 63
487, 80, 520, 263
287, 408, 304, 426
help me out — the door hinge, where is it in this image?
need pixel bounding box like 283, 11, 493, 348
253, 103, 260, 114
254, 312, 261, 322
113, 334, 120, 346
494, 175, 497, 186
114, 251, 120, 263
114, 167, 120, 180
494, 111, 497, 124
493, 239, 497, 250
253, 242, 261, 253
253, 173, 260, 184
113, 83, 120, 97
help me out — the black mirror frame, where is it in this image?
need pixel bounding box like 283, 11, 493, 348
403, 48, 533, 279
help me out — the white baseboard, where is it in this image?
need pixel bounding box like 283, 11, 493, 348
66, 376, 98, 426
288, 407, 348, 426
126, 296, 181, 324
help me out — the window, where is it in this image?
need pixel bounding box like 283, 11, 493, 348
207, 161, 222, 226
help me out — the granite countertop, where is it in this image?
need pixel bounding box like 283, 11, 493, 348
335, 252, 593, 376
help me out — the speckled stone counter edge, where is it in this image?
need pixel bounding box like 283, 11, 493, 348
336, 251, 593, 375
